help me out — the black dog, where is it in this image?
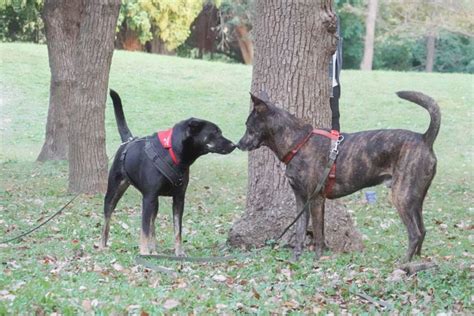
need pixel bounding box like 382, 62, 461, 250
100, 90, 236, 255
238, 91, 440, 262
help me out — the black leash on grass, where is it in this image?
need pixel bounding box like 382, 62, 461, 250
0, 192, 81, 244
0, 149, 121, 244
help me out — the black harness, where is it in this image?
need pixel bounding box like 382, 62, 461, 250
119, 136, 184, 187
144, 137, 184, 187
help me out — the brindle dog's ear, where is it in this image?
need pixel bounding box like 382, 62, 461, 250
187, 118, 205, 135
250, 92, 269, 114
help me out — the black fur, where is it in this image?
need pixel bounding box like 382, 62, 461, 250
100, 90, 236, 256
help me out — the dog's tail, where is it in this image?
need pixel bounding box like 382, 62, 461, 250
396, 91, 441, 148
109, 89, 134, 142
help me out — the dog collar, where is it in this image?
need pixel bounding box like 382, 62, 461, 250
157, 128, 179, 165
282, 129, 340, 165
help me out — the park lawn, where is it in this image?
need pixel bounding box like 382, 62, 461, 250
0, 42, 473, 314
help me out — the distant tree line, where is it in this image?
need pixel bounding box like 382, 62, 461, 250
1, 0, 473, 73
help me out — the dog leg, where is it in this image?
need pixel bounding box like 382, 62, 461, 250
172, 193, 186, 257
292, 193, 309, 261
140, 194, 158, 255
310, 196, 326, 260
148, 199, 159, 255
392, 178, 424, 263
100, 177, 129, 250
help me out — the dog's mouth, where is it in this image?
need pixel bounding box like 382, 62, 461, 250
237, 139, 261, 151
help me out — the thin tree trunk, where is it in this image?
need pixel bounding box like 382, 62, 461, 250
229, 0, 363, 253
68, 0, 120, 193
235, 25, 253, 65
37, 0, 83, 161
360, 0, 377, 71
425, 30, 436, 72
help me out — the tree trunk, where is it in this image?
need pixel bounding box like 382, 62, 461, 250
360, 0, 377, 71
68, 0, 120, 193
147, 34, 175, 55
228, 0, 364, 253
37, 0, 83, 161
235, 25, 253, 65
425, 30, 436, 72
116, 24, 143, 51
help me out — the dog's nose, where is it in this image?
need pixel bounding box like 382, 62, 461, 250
227, 143, 237, 152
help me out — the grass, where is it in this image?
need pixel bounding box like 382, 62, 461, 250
0, 42, 473, 314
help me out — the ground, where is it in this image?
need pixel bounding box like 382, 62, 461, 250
0, 43, 473, 314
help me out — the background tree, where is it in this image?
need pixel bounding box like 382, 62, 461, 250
37, 0, 81, 161
360, 0, 377, 70
378, 0, 473, 73
67, 0, 121, 193
228, 0, 363, 252
116, 0, 204, 52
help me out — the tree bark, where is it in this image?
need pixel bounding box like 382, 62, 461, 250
228, 0, 363, 253
425, 30, 436, 72
37, 0, 83, 161
235, 25, 253, 65
360, 0, 377, 71
68, 0, 120, 193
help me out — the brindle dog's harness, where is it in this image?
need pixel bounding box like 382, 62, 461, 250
269, 129, 344, 245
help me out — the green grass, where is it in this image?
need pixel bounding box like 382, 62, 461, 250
1, 42, 473, 314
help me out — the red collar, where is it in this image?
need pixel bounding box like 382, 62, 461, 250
157, 128, 179, 165
282, 129, 340, 165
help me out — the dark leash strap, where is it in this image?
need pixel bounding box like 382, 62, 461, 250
0, 193, 81, 244
0, 147, 123, 244
137, 253, 238, 263
267, 135, 344, 247
144, 138, 184, 187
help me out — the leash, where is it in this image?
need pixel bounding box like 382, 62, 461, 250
267, 134, 344, 247
0, 193, 81, 244
0, 148, 123, 244
137, 253, 239, 263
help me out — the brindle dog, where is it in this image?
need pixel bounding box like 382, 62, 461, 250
237, 91, 440, 262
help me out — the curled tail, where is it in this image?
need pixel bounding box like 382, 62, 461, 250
396, 91, 441, 148
109, 89, 134, 142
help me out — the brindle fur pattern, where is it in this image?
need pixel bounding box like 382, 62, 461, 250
238, 91, 440, 262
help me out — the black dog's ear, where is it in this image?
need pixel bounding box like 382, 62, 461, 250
250, 92, 269, 114
187, 118, 205, 135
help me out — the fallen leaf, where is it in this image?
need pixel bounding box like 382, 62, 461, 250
252, 287, 261, 300
112, 263, 124, 272
163, 299, 180, 310
212, 274, 227, 282
386, 269, 407, 282
82, 300, 92, 312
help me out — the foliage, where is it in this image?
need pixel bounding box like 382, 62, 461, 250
0, 0, 43, 43
336, 0, 365, 69
1, 43, 473, 314
335, 0, 474, 73
118, 0, 204, 50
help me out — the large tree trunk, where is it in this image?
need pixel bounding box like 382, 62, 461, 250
37, 0, 83, 161
228, 0, 363, 253
235, 25, 253, 65
360, 0, 377, 71
68, 0, 120, 193
425, 30, 436, 72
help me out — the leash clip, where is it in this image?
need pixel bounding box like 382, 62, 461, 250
330, 135, 344, 159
